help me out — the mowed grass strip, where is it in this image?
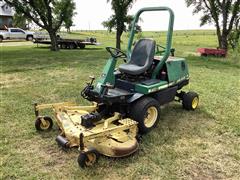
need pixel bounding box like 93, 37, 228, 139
0, 30, 239, 179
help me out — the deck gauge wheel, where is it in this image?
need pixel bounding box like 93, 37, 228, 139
78, 149, 99, 168
35, 116, 53, 131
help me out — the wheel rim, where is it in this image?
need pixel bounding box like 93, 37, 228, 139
85, 153, 96, 166
39, 119, 50, 130
144, 106, 158, 128
192, 97, 199, 109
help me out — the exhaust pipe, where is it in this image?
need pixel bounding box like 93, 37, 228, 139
56, 135, 69, 148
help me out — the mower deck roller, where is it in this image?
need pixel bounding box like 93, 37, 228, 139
34, 7, 199, 168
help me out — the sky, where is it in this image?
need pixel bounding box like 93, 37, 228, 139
73, 0, 215, 31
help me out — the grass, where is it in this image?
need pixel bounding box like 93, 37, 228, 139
0, 30, 240, 179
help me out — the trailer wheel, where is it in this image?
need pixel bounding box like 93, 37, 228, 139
69, 43, 77, 49
79, 44, 86, 49
35, 116, 53, 131
130, 97, 160, 134
61, 43, 67, 49
78, 149, 99, 168
0, 36, 3, 42
182, 91, 199, 110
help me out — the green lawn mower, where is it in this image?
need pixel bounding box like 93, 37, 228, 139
34, 7, 199, 168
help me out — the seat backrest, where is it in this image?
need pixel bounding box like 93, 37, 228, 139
129, 39, 156, 67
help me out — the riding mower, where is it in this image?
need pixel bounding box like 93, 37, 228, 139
34, 7, 199, 168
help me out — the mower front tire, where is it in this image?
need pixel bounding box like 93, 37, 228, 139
182, 92, 199, 110
78, 149, 99, 168
35, 116, 53, 131
130, 97, 160, 134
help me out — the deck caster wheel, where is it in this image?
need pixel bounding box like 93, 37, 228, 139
35, 116, 53, 131
78, 149, 99, 168
130, 97, 160, 134
182, 91, 199, 110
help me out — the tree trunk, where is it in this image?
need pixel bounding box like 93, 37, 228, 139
216, 26, 222, 48
217, 34, 228, 50
216, 27, 228, 50
48, 30, 59, 51
116, 29, 121, 49
67, 27, 71, 33
220, 33, 228, 49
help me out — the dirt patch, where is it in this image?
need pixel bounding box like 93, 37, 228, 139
0, 74, 30, 88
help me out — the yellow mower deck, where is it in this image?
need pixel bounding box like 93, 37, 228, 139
34, 102, 139, 158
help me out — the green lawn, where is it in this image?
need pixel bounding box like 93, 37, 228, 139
0, 30, 240, 179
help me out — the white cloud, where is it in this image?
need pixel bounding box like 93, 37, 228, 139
73, 0, 215, 30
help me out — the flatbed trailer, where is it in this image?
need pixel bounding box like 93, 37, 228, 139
197, 48, 227, 57
34, 37, 99, 49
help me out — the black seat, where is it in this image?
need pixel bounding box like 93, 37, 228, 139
119, 39, 156, 75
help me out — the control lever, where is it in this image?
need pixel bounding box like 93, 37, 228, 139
88, 75, 95, 86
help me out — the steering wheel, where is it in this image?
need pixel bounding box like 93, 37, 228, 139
106, 47, 127, 59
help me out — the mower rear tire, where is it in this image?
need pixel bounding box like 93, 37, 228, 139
130, 97, 160, 134
182, 92, 199, 110
78, 149, 99, 168
35, 116, 53, 131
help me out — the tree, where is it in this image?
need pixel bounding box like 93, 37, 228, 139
13, 13, 31, 30
185, 0, 240, 50
5, 0, 76, 51
63, 2, 76, 33
228, 14, 240, 50
103, 0, 136, 49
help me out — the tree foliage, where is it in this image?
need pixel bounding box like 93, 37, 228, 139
13, 13, 29, 29
228, 13, 240, 50
185, 0, 240, 50
5, 0, 76, 51
63, 2, 76, 33
103, 0, 136, 49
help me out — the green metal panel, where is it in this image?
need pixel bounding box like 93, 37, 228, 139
95, 57, 117, 93
135, 81, 168, 94
166, 58, 189, 83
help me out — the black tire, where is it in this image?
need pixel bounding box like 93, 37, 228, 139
35, 116, 53, 131
182, 91, 199, 110
77, 149, 99, 168
79, 44, 85, 49
26, 35, 33, 41
69, 43, 77, 49
0, 36, 3, 42
60, 43, 67, 49
130, 97, 160, 134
